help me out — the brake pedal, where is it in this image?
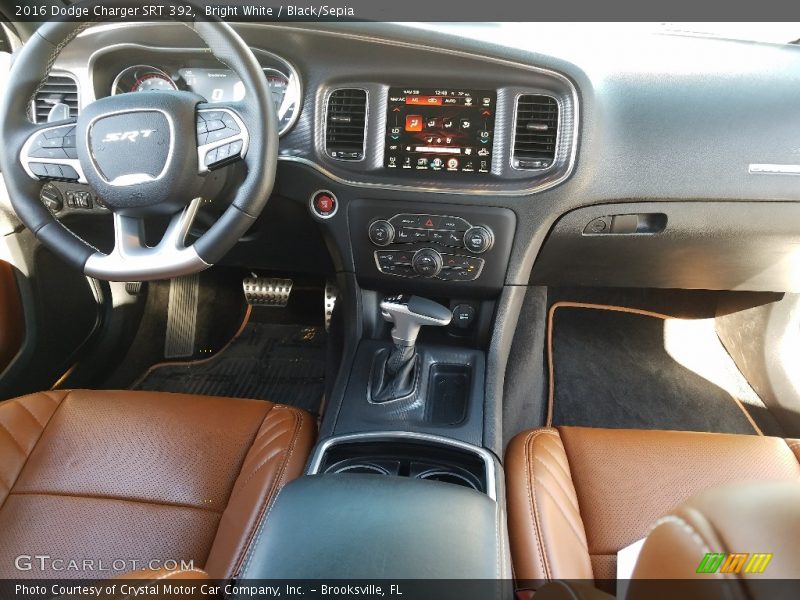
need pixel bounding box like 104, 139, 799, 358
243, 277, 293, 307
324, 280, 338, 332
164, 274, 200, 359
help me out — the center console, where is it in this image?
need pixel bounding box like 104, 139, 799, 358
240, 432, 510, 585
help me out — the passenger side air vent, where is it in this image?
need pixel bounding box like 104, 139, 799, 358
512, 94, 558, 170
325, 88, 367, 161
33, 74, 79, 123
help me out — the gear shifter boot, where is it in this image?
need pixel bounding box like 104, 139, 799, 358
369, 295, 452, 403
370, 345, 418, 403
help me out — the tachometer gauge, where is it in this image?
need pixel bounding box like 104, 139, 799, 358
262, 68, 300, 135
111, 65, 178, 96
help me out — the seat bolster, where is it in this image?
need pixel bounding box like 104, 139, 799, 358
113, 567, 210, 581
506, 427, 593, 585
0, 391, 65, 507
204, 404, 316, 579
787, 439, 800, 463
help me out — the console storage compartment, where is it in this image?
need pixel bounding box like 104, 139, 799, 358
238, 474, 510, 580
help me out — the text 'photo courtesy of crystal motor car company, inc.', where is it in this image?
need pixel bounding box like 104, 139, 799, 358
0, 2, 799, 600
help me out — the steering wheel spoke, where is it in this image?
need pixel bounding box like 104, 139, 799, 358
196, 103, 249, 173
20, 120, 87, 183
84, 198, 207, 281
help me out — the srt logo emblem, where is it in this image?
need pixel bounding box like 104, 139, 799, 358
101, 129, 157, 143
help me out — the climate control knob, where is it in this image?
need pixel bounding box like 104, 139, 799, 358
463, 226, 494, 254
412, 249, 443, 278
368, 220, 395, 246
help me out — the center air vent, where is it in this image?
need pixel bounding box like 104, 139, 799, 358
512, 94, 559, 170
33, 74, 79, 123
325, 88, 367, 161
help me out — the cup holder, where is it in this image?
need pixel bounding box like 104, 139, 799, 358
324, 458, 396, 476
415, 468, 481, 491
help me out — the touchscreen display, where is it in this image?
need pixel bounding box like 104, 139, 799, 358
384, 88, 495, 174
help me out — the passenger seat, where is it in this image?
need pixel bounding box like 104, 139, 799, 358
505, 427, 800, 585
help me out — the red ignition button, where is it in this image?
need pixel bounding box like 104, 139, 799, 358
312, 191, 337, 218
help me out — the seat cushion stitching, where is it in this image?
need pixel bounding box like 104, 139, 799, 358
13, 398, 47, 428
533, 452, 580, 514
10, 490, 223, 514
0, 421, 27, 455
0, 391, 68, 513
535, 478, 589, 549
524, 429, 551, 579
231, 406, 303, 577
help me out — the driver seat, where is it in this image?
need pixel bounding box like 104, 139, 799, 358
0, 389, 315, 579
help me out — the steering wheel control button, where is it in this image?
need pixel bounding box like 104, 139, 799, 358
368, 220, 395, 246
28, 162, 79, 182
197, 108, 249, 174
66, 190, 93, 209
464, 225, 494, 254
309, 190, 339, 220
412, 248, 443, 278
39, 184, 63, 213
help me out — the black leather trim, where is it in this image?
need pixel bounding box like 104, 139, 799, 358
238, 474, 508, 579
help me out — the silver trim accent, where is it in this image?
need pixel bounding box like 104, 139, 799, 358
110, 64, 177, 95
373, 250, 485, 282
30, 71, 80, 124
509, 92, 562, 172
308, 189, 339, 220
323, 87, 369, 162
748, 163, 800, 175
88, 43, 302, 137
20, 122, 87, 184
83, 197, 210, 281
306, 431, 499, 501
196, 108, 250, 174
85, 107, 175, 186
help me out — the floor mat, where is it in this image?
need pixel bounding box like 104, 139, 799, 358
548, 302, 781, 436
133, 320, 326, 415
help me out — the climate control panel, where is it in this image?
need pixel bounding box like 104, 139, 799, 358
367, 213, 494, 281
350, 201, 515, 296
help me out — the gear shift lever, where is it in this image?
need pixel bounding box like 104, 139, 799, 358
371, 295, 452, 403
380, 295, 453, 346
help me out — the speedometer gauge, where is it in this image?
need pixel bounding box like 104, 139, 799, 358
111, 65, 178, 96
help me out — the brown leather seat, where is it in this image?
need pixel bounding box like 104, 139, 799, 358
0, 389, 315, 579
505, 426, 800, 585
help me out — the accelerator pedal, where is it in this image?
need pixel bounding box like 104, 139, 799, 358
243, 276, 293, 307
164, 273, 200, 359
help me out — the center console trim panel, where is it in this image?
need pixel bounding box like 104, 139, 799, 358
307, 430, 499, 501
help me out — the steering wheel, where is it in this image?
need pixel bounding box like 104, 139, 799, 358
0, 14, 278, 281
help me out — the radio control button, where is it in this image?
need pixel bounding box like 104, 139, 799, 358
464, 226, 494, 254
369, 220, 395, 246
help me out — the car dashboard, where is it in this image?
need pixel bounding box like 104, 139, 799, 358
18, 21, 800, 297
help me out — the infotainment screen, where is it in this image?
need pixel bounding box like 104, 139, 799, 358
384, 88, 495, 174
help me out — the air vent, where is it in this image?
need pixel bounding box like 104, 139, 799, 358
325, 88, 367, 161
33, 74, 79, 123
512, 94, 559, 170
